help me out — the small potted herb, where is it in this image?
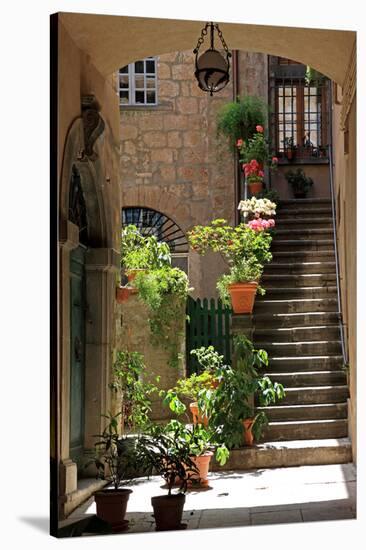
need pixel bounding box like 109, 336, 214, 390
285, 168, 314, 198
283, 136, 296, 160
90, 413, 137, 532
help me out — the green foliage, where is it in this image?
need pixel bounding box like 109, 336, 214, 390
121, 225, 171, 270
257, 188, 280, 204
285, 168, 314, 195
134, 267, 189, 368
90, 412, 139, 490
216, 95, 268, 148
163, 370, 214, 408
109, 351, 159, 433
206, 336, 285, 449
190, 345, 225, 374
239, 132, 269, 166
135, 422, 199, 496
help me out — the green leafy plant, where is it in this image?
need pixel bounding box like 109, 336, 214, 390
216, 95, 268, 148
256, 188, 280, 204
134, 267, 190, 368
206, 336, 285, 447
285, 168, 314, 197
135, 423, 199, 495
121, 225, 171, 271
90, 412, 138, 490
109, 351, 159, 433
217, 257, 265, 306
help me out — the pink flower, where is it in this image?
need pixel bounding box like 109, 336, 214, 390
236, 138, 243, 147
268, 219, 275, 228
256, 125, 264, 133
272, 156, 278, 163
258, 170, 264, 177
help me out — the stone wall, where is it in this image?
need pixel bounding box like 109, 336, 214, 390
114, 294, 186, 421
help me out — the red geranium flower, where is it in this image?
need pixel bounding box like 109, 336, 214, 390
256, 125, 264, 133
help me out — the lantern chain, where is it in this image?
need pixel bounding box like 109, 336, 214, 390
193, 22, 231, 56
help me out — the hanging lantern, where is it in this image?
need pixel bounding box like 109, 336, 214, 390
193, 22, 231, 96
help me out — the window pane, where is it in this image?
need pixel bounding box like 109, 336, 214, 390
135, 61, 144, 73
134, 75, 144, 88
119, 74, 129, 88
119, 91, 129, 104
146, 76, 156, 89
146, 90, 156, 104
146, 59, 155, 73
119, 65, 128, 73
135, 90, 145, 103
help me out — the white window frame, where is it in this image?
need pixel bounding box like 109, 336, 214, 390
118, 57, 158, 106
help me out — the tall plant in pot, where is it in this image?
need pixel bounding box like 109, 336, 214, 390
89, 413, 138, 532
285, 168, 314, 198
206, 336, 285, 448
188, 219, 273, 313
135, 423, 199, 531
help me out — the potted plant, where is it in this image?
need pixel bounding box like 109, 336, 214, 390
109, 350, 159, 434
89, 413, 137, 532
188, 219, 273, 314
285, 168, 314, 198
135, 424, 199, 531
206, 336, 285, 448
216, 94, 268, 149
283, 136, 296, 160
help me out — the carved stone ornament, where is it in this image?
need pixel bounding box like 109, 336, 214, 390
81, 95, 105, 161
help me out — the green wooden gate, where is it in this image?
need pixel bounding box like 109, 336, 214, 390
186, 296, 232, 374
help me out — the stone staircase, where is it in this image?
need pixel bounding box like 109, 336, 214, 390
216, 199, 352, 471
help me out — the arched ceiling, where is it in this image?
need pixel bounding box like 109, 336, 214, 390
59, 12, 356, 86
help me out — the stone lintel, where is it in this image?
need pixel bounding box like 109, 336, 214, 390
85, 247, 120, 272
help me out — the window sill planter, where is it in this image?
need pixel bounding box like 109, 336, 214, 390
228, 282, 258, 314
94, 488, 132, 532
151, 493, 187, 531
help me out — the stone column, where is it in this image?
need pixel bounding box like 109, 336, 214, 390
84, 247, 120, 450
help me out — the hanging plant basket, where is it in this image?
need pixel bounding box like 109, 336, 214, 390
228, 282, 258, 314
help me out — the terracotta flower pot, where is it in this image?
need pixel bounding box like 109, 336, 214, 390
242, 418, 255, 446
94, 488, 132, 532
125, 268, 146, 282
186, 452, 213, 487
228, 282, 258, 314
189, 402, 208, 426
151, 493, 186, 531
116, 286, 134, 303
248, 181, 263, 195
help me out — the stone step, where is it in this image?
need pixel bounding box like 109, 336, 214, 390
262, 273, 336, 287
275, 217, 333, 229
256, 403, 348, 421
274, 385, 348, 405
262, 370, 347, 387
253, 298, 338, 314
261, 419, 348, 442
276, 208, 333, 219
269, 355, 344, 372
271, 239, 334, 251
254, 325, 340, 343
265, 262, 336, 274
249, 312, 340, 328
263, 340, 342, 356
260, 286, 337, 299
272, 250, 335, 262
211, 438, 352, 470
274, 228, 333, 240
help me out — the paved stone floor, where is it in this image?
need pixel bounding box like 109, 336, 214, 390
66, 463, 356, 534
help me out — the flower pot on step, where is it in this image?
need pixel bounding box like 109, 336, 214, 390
228, 282, 258, 314
116, 286, 136, 303
94, 488, 132, 532
248, 181, 263, 195
186, 452, 213, 487
151, 493, 187, 531
242, 418, 255, 446
189, 402, 208, 426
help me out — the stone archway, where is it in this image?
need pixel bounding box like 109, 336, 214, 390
58, 114, 120, 518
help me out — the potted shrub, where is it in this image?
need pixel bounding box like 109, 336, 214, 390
89, 413, 137, 532
188, 218, 273, 314
285, 168, 314, 198
135, 424, 199, 531
216, 95, 268, 148
206, 336, 285, 448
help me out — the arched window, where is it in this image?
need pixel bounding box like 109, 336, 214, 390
122, 207, 188, 272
